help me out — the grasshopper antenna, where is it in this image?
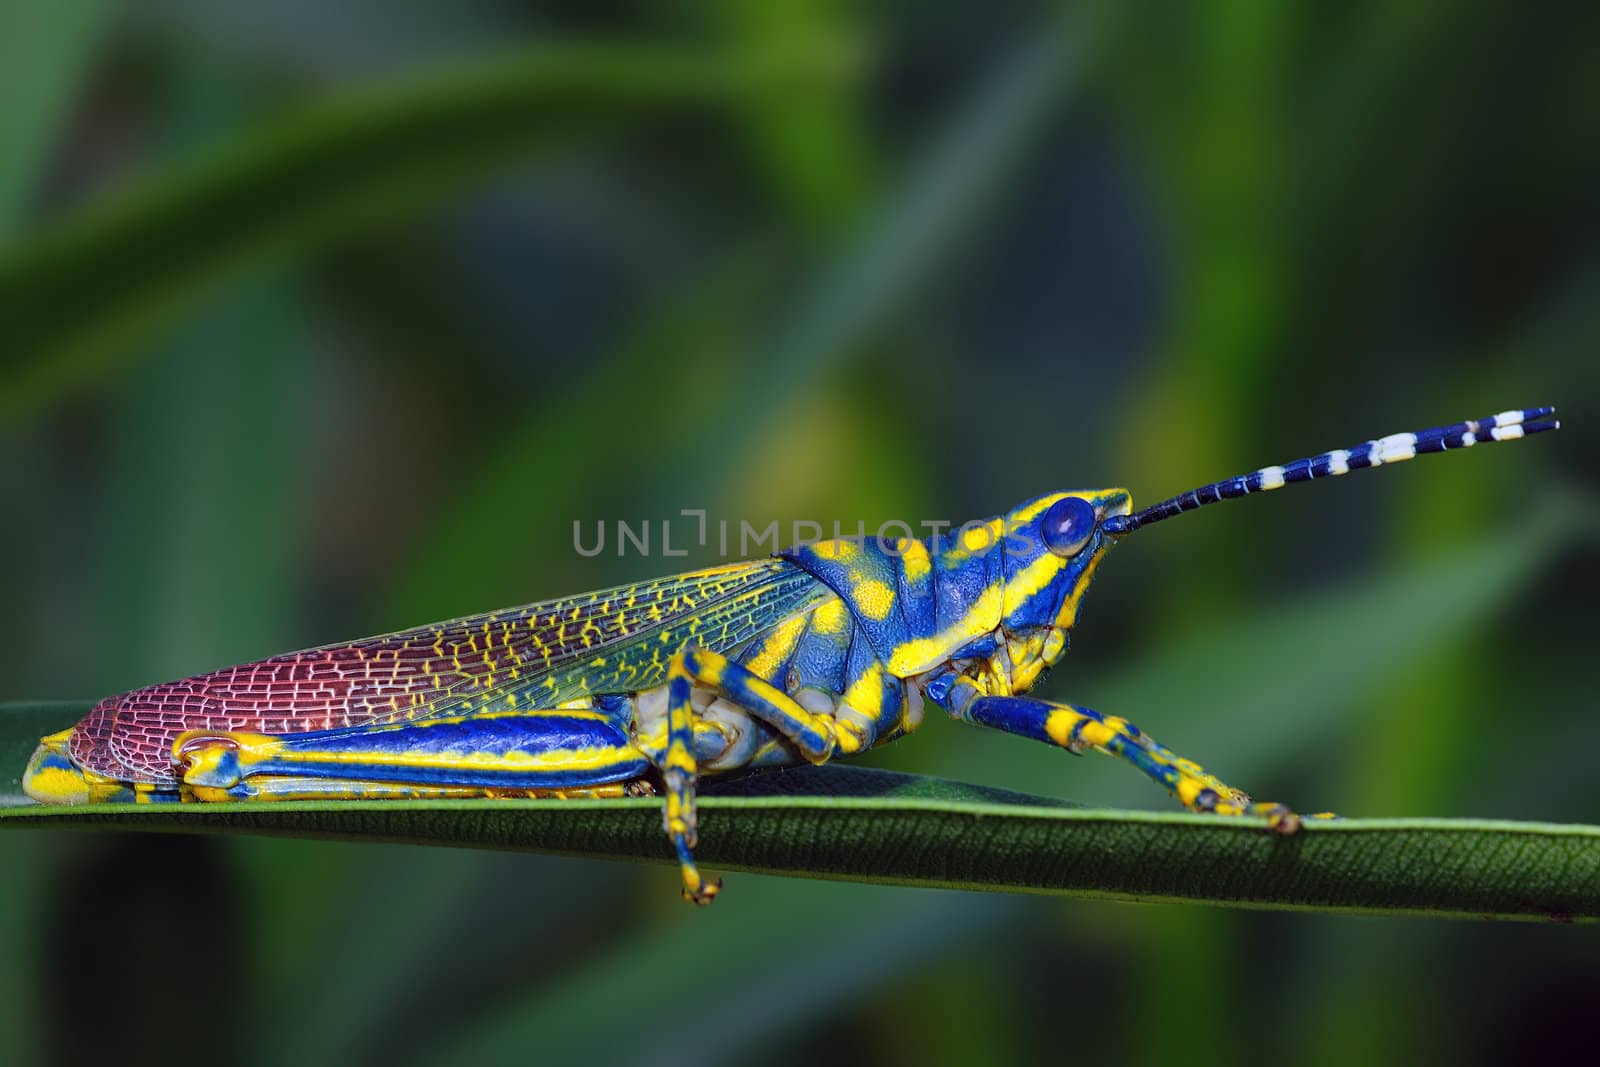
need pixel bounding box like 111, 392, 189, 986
1102, 406, 1560, 536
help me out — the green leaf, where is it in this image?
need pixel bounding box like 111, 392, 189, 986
1, 749, 1596, 921
0, 38, 855, 424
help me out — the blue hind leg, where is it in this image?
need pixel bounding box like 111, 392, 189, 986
184, 777, 639, 801
173, 710, 651, 795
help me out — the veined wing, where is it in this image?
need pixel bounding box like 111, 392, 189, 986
521, 561, 834, 707
319, 556, 834, 718
100, 560, 829, 760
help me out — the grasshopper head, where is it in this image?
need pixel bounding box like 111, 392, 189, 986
995, 488, 1131, 661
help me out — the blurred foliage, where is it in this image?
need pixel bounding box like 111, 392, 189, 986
0, 2, 1596, 1066
0, 36, 861, 423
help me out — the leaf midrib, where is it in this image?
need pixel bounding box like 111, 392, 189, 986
8, 794, 1598, 840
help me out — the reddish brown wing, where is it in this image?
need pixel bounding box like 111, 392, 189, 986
71, 559, 825, 783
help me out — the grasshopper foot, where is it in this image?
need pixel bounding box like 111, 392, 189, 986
681, 875, 723, 906
1190, 787, 1308, 835
1254, 802, 1303, 835
673, 833, 720, 905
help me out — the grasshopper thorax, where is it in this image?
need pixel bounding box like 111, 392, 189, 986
779, 488, 1131, 695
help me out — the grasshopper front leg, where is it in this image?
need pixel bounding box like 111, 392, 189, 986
942, 680, 1315, 831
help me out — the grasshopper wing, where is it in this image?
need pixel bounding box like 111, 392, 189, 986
75, 559, 831, 783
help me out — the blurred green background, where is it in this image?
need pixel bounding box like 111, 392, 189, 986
1, 1, 1597, 1064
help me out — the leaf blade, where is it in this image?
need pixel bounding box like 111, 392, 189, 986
3, 756, 1596, 921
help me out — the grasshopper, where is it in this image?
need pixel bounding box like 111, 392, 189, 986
24, 407, 1558, 902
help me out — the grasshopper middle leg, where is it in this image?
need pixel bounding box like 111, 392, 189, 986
654, 644, 842, 904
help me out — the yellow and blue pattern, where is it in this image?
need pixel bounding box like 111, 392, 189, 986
22, 407, 1559, 901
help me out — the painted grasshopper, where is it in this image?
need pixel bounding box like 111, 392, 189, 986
25, 407, 1558, 902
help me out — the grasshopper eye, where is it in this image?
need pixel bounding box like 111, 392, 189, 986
1041, 497, 1097, 557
